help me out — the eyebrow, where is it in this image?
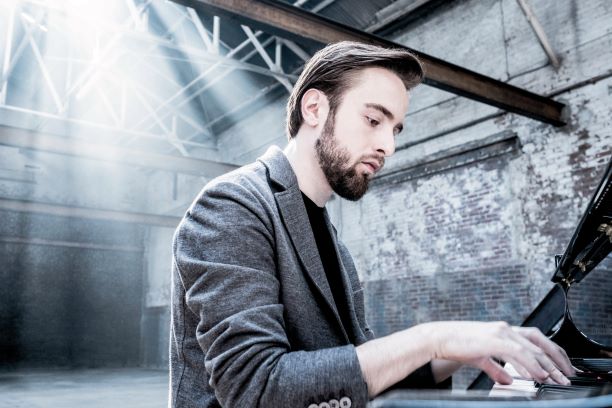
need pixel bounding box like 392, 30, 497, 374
365, 103, 404, 133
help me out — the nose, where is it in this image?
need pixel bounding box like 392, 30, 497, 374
376, 128, 396, 157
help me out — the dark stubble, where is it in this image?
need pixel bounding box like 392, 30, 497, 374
315, 110, 380, 201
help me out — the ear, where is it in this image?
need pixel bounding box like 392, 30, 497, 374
300, 89, 329, 128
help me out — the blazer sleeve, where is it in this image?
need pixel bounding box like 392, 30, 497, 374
173, 180, 369, 408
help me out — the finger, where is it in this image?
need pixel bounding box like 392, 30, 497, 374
498, 334, 549, 381
541, 375, 554, 386
503, 356, 540, 381
557, 347, 575, 376
519, 343, 570, 385
507, 329, 570, 384
477, 326, 559, 384
556, 347, 575, 376
523, 328, 574, 376
533, 354, 571, 385
511, 361, 533, 380
478, 357, 512, 385
501, 348, 550, 383
480, 334, 542, 382
515, 327, 575, 376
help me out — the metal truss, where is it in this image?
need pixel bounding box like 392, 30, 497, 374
125, 0, 330, 144
176, 0, 567, 127
0, 0, 333, 158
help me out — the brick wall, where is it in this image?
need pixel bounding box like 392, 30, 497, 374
334, 0, 612, 388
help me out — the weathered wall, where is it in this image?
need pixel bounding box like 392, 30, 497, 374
139, 168, 215, 368
0, 147, 165, 368
0, 209, 145, 368
211, 0, 612, 387
342, 0, 612, 386
340, 77, 610, 389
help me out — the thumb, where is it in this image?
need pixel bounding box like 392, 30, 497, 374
477, 358, 512, 385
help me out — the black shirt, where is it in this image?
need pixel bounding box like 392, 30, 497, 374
301, 192, 352, 341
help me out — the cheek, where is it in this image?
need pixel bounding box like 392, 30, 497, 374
337, 120, 367, 145
332, 117, 369, 159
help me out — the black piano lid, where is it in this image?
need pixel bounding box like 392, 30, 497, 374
552, 156, 612, 286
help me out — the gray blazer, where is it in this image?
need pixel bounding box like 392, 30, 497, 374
170, 146, 436, 408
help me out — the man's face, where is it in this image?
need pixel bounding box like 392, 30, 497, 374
315, 67, 409, 201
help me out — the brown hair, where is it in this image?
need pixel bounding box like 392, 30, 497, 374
285, 41, 424, 139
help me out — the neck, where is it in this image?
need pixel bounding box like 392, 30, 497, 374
284, 135, 333, 207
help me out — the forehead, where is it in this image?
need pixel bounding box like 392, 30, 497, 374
341, 67, 409, 116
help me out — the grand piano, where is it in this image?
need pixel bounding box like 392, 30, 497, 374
371, 156, 612, 407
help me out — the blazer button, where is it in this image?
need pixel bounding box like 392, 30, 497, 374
339, 397, 352, 408
329, 399, 340, 408
319, 403, 331, 408
308, 404, 318, 408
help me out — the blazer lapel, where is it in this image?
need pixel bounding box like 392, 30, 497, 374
275, 187, 350, 343
258, 145, 350, 343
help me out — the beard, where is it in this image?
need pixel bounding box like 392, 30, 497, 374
314, 110, 382, 201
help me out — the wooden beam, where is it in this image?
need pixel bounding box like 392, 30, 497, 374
0, 125, 238, 177
172, 0, 566, 126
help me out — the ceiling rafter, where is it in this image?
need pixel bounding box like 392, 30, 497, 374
170, 0, 566, 127
1, 0, 342, 153
133, 0, 333, 140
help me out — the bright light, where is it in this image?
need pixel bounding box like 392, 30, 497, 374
20, 11, 36, 24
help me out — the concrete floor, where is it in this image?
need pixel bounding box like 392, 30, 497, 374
0, 368, 168, 408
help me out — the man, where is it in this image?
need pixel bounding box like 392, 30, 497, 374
170, 41, 574, 408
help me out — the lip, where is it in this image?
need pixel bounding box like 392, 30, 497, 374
361, 160, 381, 173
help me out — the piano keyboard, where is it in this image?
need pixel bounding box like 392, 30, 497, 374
490, 363, 538, 398
491, 359, 612, 400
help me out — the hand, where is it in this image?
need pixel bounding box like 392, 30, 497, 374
427, 321, 575, 385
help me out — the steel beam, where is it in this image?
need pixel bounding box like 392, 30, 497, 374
188, 6, 214, 52
0, 235, 143, 252
0, 104, 215, 151
0, 197, 181, 228
95, 85, 122, 126
0, 125, 238, 177
130, 31, 272, 132
21, 14, 63, 112
367, 0, 445, 35
241, 25, 293, 92
0, 2, 16, 105
0, 11, 40, 98
171, 0, 566, 126
516, 0, 560, 69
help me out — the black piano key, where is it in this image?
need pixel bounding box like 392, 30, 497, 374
536, 384, 601, 399
571, 358, 612, 372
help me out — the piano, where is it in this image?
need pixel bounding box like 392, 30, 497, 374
371, 156, 612, 407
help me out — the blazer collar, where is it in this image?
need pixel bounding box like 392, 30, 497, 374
257, 145, 298, 191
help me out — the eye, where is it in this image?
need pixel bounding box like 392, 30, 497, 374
366, 116, 380, 127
